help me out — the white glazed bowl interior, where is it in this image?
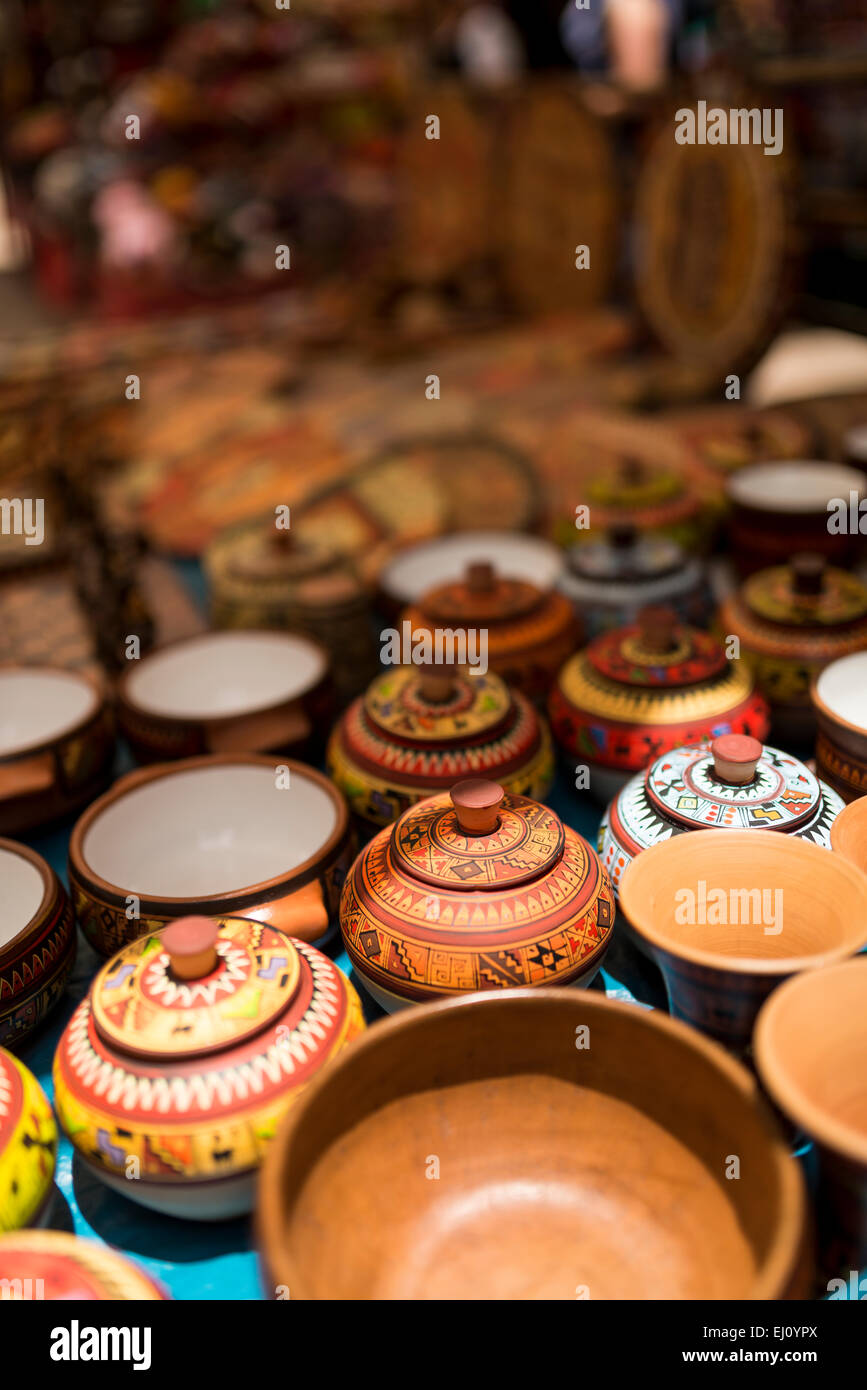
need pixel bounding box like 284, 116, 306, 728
82, 764, 338, 898
816, 652, 867, 732
383, 531, 563, 602
124, 632, 327, 720
0, 846, 45, 948
0, 669, 96, 756
728, 461, 866, 514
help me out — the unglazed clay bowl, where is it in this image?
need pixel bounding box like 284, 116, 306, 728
0, 1231, 168, 1299
117, 629, 332, 763
619, 831, 867, 1053
754, 960, 867, 1274
812, 651, 867, 803
0, 1049, 56, 1230
258, 989, 807, 1300
830, 796, 867, 874
0, 838, 76, 1048
68, 755, 353, 956
727, 460, 867, 574
0, 666, 113, 835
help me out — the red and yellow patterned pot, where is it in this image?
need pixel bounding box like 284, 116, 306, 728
0, 1049, 56, 1231
0, 1230, 168, 1299
327, 663, 554, 839
340, 778, 615, 1011
549, 607, 770, 802
54, 915, 365, 1220
719, 555, 867, 744
401, 561, 577, 702
0, 839, 76, 1049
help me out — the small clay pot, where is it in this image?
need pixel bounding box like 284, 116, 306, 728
0, 1230, 168, 1298
619, 830, 867, 1053
560, 525, 714, 638
258, 989, 807, 1300
116, 629, 332, 764
754, 959, 867, 1277
377, 531, 564, 622
830, 796, 867, 874
0, 1049, 56, 1230
0, 838, 76, 1048
68, 755, 354, 957
0, 666, 114, 835
727, 461, 867, 575
812, 651, 867, 803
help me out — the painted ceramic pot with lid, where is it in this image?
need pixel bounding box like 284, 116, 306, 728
117, 629, 332, 764
719, 554, 867, 744
0, 666, 113, 835
54, 914, 365, 1219
401, 561, 577, 701
567, 456, 705, 553
376, 530, 564, 621
560, 522, 713, 638
812, 652, 867, 803
549, 606, 770, 802
0, 1049, 56, 1230
69, 755, 354, 957
327, 662, 554, 839
0, 839, 76, 1048
0, 1231, 168, 1298
340, 778, 615, 1011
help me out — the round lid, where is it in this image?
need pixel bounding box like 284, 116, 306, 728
419, 561, 543, 625
588, 607, 727, 689
363, 664, 512, 745
568, 526, 685, 583
91, 916, 302, 1061
0, 1232, 166, 1300
380, 531, 563, 605
743, 555, 867, 629
0, 1050, 56, 1232
390, 780, 565, 890
586, 458, 685, 510
225, 524, 334, 585
645, 737, 823, 833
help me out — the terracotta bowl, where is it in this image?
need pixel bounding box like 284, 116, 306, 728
258, 989, 807, 1300
0, 666, 113, 835
619, 830, 867, 1052
116, 629, 332, 764
812, 651, 867, 804
727, 461, 867, 574
68, 754, 353, 957
754, 959, 867, 1274
830, 796, 867, 874
0, 838, 75, 1048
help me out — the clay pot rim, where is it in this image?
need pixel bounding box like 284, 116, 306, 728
619, 830, 867, 974
379, 531, 564, 606
0, 836, 61, 967
257, 986, 803, 1302
754, 959, 867, 1168
68, 753, 351, 910
829, 796, 867, 869
726, 460, 867, 515
0, 664, 106, 764
115, 628, 330, 727
810, 654, 867, 740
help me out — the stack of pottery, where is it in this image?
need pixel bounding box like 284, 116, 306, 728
549, 606, 770, 801
53, 914, 364, 1219
0, 1049, 56, 1230
69, 756, 354, 956
559, 522, 713, 637
719, 554, 867, 744
0, 667, 113, 835
726, 460, 867, 575
327, 662, 553, 839
0, 1231, 168, 1299
401, 560, 576, 702
812, 652, 867, 803
0, 840, 75, 1047
340, 778, 615, 1011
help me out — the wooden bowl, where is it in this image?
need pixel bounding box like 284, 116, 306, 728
830, 796, 867, 874
258, 989, 807, 1300
0, 838, 75, 1048
116, 629, 332, 764
0, 666, 113, 835
68, 754, 353, 956
754, 959, 867, 1274
619, 830, 867, 1052
812, 651, 867, 803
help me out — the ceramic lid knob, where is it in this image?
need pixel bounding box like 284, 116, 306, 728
418, 662, 456, 703
466, 560, 497, 593
638, 604, 677, 654
711, 734, 763, 785
609, 521, 637, 550
162, 916, 220, 980
791, 552, 826, 596
619, 457, 645, 487
450, 779, 505, 835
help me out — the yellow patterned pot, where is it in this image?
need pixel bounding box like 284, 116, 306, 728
0, 1049, 56, 1231
54, 915, 364, 1220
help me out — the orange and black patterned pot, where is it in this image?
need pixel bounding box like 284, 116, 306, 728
0, 839, 75, 1049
